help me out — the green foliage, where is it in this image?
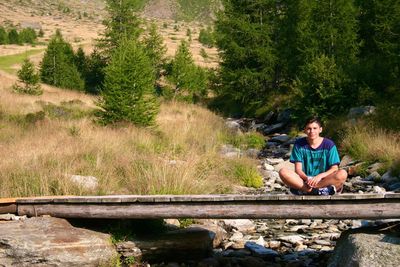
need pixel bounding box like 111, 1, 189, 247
231, 161, 263, 188
178, 218, 194, 228
292, 54, 348, 120
198, 26, 215, 47
0, 26, 8, 44
200, 48, 208, 59
0, 49, 43, 74
7, 28, 20, 44
222, 131, 265, 150
19, 28, 37, 44
38, 29, 44, 38
84, 49, 107, 94
40, 30, 84, 91
98, 0, 142, 59
143, 23, 167, 79
97, 38, 159, 126
13, 58, 42, 95
167, 40, 208, 102
37, 100, 93, 120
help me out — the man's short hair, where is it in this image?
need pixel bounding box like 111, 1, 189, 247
304, 116, 323, 128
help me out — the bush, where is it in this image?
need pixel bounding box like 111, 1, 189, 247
231, 161, 263, 188
13, 58, 42, 95
198, 27, 215, 47
222, 131, 265, 150
97, 38, 159, 126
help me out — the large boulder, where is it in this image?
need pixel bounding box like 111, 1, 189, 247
0, 217, 117, 266
328, 226, 400, 267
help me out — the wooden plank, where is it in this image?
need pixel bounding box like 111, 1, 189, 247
16, 199, 400, 219
0, 203, 17, 214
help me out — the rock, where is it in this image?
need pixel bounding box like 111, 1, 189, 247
69, 175, 98, 190
0, 213, 26, 221
388, 182, 400, 191
339, 155, 353, 168
328, 228, 400, 267
134, 227, 213, 262
365, 171, 381, 182
274, 160, 295, 172
223, 219, 256, 234
382, 171, 398, 183
20, 21, 42, 30
245, 242, 279, 258
277, 109, 292, 124
164, 219, 180, 229
270, 134, 291, 143
313, 239, 332, 246
220, 145, 241, 158
372, 186, 386, 194
268, 240, 281, 249
263, 163, 275, 171
190, 223, 227, 248
116, 241, 142, 260
225, 120, 241, 131
255, 236, 265, 247
221, 249, 251, 257
278, 235, 305, 246
289, 225, 308, 232
0, 217, 116, 266
262, 122, 286, 135
347, 106, 376, 119
245, 148, 260, 158
265, 158, 284, 165
229, 231, 244, 242
367, 162, 384, 174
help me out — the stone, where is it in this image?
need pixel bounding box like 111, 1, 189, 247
164, 219, 180, 229
245, 242, 279, 258
134, 227, 213, 262
229, 231, 244, 242
255, 236, 265, 247
278, 235, 305, 245
313, 239, 332, 246
245, 148, 260, 158
265, 158, 284, 165
270, 134, 291, 143
381, 171, 398, 183
190, 223, 228, 248
263, 163, 275, 171
289, 225, 308, 232
223, 219, 256, 234
365, 171, 382, 182
347, 106, 376, 119
69, 175, 98, 190
0, 213, 26, 221
367, 162, 384, 174
225, 120, 241, 131
328, 228, 400, 267
274, 160, 295, 172
388, 182, 400, 191
116, 241, 142, 260
372, 185, 386, 194
221, 249, 251, 258
339, 155, 353, 168
262, 122, 286, 135
0, 217, 117, 266
268, 240, 281, 249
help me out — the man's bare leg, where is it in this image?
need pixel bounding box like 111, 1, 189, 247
313, 169, 347, 191
279, 168, 312, 193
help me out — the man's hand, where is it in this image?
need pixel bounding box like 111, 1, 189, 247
307, 176, 322, 188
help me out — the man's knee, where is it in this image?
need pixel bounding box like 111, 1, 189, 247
335, 169, 347, 183
279, 168, 288, 179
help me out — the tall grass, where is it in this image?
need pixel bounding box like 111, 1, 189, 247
341, 122, 400, 172
0, 98, 260, 197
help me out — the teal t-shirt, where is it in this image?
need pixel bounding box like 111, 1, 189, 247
290, 137, 340, 176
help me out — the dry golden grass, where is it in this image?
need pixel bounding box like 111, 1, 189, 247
0, 85, 258, 197
341, 123, 400, 167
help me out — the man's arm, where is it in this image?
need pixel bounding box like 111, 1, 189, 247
307, 165, 339, 188
294, 162, 308, 181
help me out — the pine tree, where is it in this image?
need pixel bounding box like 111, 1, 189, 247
19, 28, 37, 44
85, 49, 107, 94
13, 58, 42, 95
168, 40, 208, 101
143, 23, 167, 79
98, 0, 142, 59
97, 38, 159, 126
8, 29, 20, 44
215, 0, 277, 115
40, 30, 84, 91
0, 26, 8, 44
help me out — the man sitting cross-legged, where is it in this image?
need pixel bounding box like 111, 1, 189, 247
279, 116, 347, 195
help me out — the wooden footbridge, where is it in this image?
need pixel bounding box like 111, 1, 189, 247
1, 193, 400, 219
